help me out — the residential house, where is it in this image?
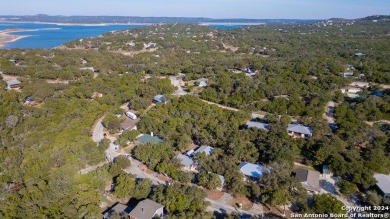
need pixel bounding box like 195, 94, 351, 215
198, 80, 208, 87
287, 123, 313, 138
355, 52, 365, 57
91, 92, 103, 98
6, 79, 21, 89
343, 72, 354, 78
102, 202, 131, 219
349, 81, 369, 88
372, 91, 384, 97
177, 154, 196, 171
153, 95, 165, 103
247, 121, 269, 131
137, 134, 163, 144
120, 118, 140, 132
238, 162, 267, 180
79, 67, 95, 72
295, 168, 321, 193
374, 174, 390, 198
193, 145, 214, 156
129, 199, 164, 219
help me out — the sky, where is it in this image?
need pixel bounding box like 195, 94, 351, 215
1, 0, 389, 19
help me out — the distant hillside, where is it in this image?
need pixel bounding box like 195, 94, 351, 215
0, 14, 319, 24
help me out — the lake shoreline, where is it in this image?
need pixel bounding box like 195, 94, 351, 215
0, 29, 31, 48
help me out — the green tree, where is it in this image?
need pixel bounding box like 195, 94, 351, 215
113, 174, 135, 199
132, 178, 152, 199
310, 194, 347, 214
115, 155, 131, 169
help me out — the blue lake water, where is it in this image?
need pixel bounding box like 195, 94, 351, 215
0, 22, 243, 49
0, 22, 145, 49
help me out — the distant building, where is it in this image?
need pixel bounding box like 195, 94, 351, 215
91, 92, 103, 98
129, 199, 164, 219
343, 72, 354, 78
177, 154, 196, 171
355, 52, 365, 57
79, 67, 95, 72
120, 118, 140, 132
238, 162, 267, 180
137, 134, 163, 144
372, 91, 384, 97
193, 145, 214, 156
287, 123, 313, 138
295, 168, 321, 193
153, 94, 165, 103
6, 79, 21, 89
247, 121, 269, 131
374, 174, 390, 198
198, 80, 208, 87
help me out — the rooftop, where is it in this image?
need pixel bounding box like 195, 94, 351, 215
153, 94, 165, 103
238, 162, 267, 178
287, 123, 313, 135
120, 118, 140, 131
129, 199, 164, 219
374, 173, 390, 195
6, 79, 21, 87
193, 145, 214, 156
102, 203, 131, 219
247, 121, 269, 131
137, 134, 163, 144
295, 168, 320, 192
177, 154, 194, 167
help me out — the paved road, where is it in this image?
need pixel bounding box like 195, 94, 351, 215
124, 156, 261, 216
324, 101, 336, 124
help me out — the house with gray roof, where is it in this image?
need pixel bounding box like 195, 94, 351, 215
6, 79, 21, 89
193, 145, 214, 156
102, 202, 131, 219
177, 154, 196, 171
295, 168, 321, 193
238, 162, 267, 180
247, 121, 269, 131
287, 123, 313, 138
153, 94, 165, 103
129, 199, 164, 219
137, 134, 163, 144
374, 173, 390, 198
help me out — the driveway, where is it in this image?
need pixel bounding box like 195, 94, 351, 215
92, 116, 105, 143
169, 75, 187, 96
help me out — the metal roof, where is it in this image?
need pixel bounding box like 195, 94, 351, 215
248, 121, 269, 131
287, 124, 313, 135
177, 154, 194, 167
374, 174, 390, 195
137, 134, 163, 144
6, 79, 21, 87
238, 162, 266, 178
129, 199, 164, 219
153, 95, 165, 103
295, 168, 320, 192
194, 145, 214, 156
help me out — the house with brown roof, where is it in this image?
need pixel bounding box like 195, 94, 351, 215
120, 118, 140, 132
295, 168, 321, 193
